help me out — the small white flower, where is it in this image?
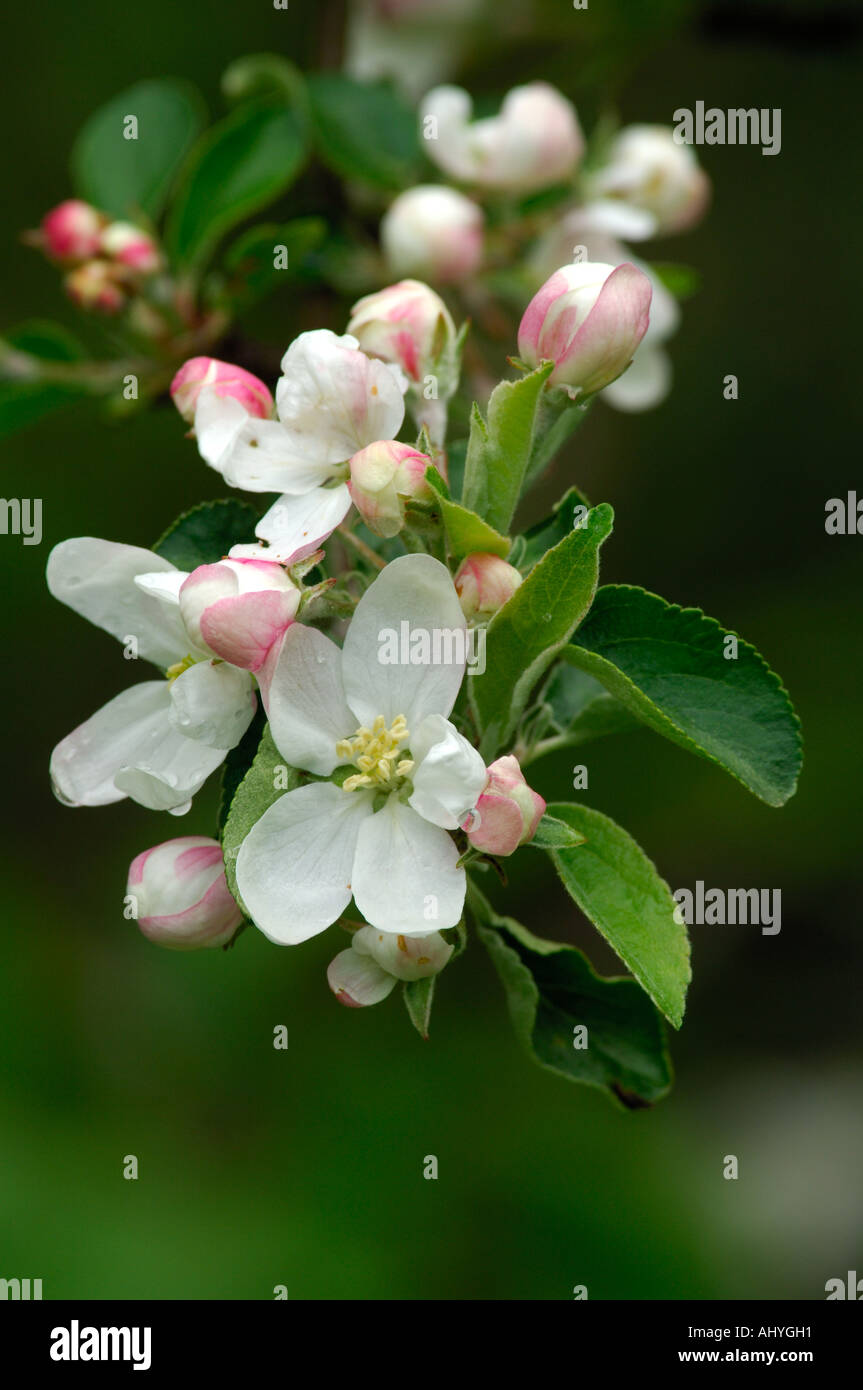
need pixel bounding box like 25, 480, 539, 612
237, 554, 487, 944
47, 539, 257, 813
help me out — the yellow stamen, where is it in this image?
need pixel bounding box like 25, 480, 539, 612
165, 653, 197, 682
338, 713, 412, 794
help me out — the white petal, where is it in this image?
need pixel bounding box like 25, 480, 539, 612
194, 389, 335, 494
228, 485, 352, 565
602, 346, 672, 412
237, 782, 370, 945
275, 329, 406, 462
327, 947, 396, 1007
352, 797, 465, 934
50, 681, 224, 810
408, 713, 487, 829
133, 569, 187, 606
342, 553, 468, 729
47, 539, 187, 668
264, 624, 355, 775
168, 660, 256, 748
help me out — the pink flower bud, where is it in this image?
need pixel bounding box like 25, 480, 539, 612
454, 553, 522, 621
100, 220, 162, 274
126, 836, 242, 949
348, 439, 433, 538
63, 260, 126, 314
179, 558, 300, 672
591, 125, 710, 235
465, 755, 545, 857
422, 82, 584, 193
381, 186, 483, 285
347, 279, 458, 389
40, 199, 104, 261
518, 261, 652, 397
327, 925, 453, 1008
170, 357, 274, 426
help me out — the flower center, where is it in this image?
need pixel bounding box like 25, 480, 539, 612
165, 653, 198, 681
336, 714, 414, 794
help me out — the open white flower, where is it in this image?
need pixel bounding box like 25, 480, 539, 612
193, 329, 407, 495
48, 539, 257, 813
237, 554, 487, 944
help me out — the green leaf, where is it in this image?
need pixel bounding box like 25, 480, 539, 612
153, 499, 260, 571
471, 885, 672, 1106
0, 321, 87, 437
470, 503, 614, 758
650, 261, 702, 300
564, 585, 803, 806
221, 724, 300, 910
546, 802, 690, 1029
71, 78, 206, 220
425, 466, 510, 559
540, 665, 640, 746
166, 103, 307, 269
528, 814, 587, 849
461, 362, 554, 533
221, 54, 305, 108
220, 217, 327, 307
403, 978, 435, 1040
217, 706, 266, 833
514, 485, 593, 573
307, 75, 419, 189
524, 389, 592, 487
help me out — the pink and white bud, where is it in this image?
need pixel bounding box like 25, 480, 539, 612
327, 925, 453, 1008
590, 125, 710, 235
381, 185, 483, 285
347, 279, 458, 389
100, 220, 162, 274
170, 356, 274, 426
40, 199, 105, 261
348, 439, 433, 538
126, 836, 242, 950
422, 82, 584, 193
454, 553, 522, 622
465, 755, 545, 857
63, 260, 126, 314
179, 558, 300, 672
518, 261, 652, 397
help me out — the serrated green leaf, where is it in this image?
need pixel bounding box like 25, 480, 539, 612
71, 78, 206, 220
546, 802, 690, 1029
527, 814, 587, 849
153, 499, 260, 571
540, 665, 640, 746
403, 978, 435, 1039
565, 585, 803, 806
167, 103, 307, 269
461, 362, 553, 533
307, 75, 419, 189
217, 705, 266, 833
471, 884, 672, 1106
516, 485, 594, 573
425, 466, 510, 559
221, 724, 300, 910
470, 503, 613, 758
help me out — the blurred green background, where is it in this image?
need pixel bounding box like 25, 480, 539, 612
2, 0, 861, 1299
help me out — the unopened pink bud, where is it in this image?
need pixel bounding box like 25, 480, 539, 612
454, 553, 522, 621
100, 220, 162, 274
64, 260, 126, 314
347, 279, 458, 388
126, 836, 242, 949
40, 199, 104, 261
518, 261, 652, 397
179, 558, 300, 672
381, 186, 483, 285
348, 439, 433, 538
465, 755, 545, 857
170, 357, 274, 425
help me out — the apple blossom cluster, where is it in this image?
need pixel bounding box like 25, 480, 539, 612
381, 82, 709, 411
31, 199, 162, 314
48, 265, 652, 1014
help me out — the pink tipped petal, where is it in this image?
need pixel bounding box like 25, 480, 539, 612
199, 591, 299, 672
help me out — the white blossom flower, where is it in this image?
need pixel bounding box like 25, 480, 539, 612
237, 555, 487, 944
192, 329, 407, 494
47, 539, 257, 813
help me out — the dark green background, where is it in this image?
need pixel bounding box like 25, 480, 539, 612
1, 0, 861, 1299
